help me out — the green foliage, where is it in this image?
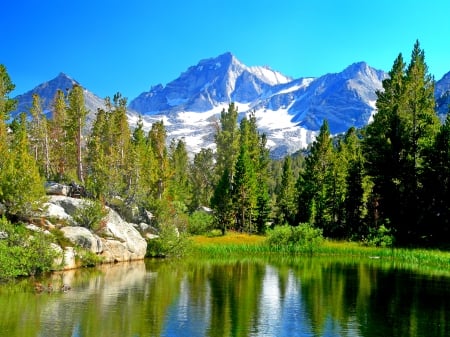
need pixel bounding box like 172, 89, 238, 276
0, 217, 60, 280
146, 224, 191, 258
266, 223, 324, 254
0, 113, 45, 217
365, 224, 395, 248
72, 199, 107, 232
75, 247, 104, 267
188, 211, 214, 235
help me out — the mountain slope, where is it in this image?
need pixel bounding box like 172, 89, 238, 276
436, 71, 450, 118
10, 73, 106, 123
11, 53, 449, 158
129, 52, 291, 114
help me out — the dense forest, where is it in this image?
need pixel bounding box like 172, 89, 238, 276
0, 41, 449, 248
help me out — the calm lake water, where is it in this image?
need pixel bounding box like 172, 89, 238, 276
0, 257, 449, 337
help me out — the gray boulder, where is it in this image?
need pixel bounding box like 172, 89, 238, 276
43, 196, 147, 266
60, 226, 103, 254
102, 208, 147, 259
45, 182, 70, 196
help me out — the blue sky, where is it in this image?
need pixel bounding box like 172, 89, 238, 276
3, 0, 450, 100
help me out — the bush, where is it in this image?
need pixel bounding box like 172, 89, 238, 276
267, 223, 324, 254
72, 199, 107, 232
365, 224, 394, 247
146, 223, 191, 258
75, 247, 104, 267
0, 216, 60, 280
188, 211, 214, 235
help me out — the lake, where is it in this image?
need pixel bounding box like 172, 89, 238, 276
0, 256, 449, 337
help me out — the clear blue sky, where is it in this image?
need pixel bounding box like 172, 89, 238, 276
2, 0, 450, 100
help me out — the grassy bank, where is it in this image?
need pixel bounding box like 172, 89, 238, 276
190, 231, 450, 273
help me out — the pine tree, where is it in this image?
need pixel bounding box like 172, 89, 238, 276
86, 107, 109, 198
276, 156, 297, 225
189, 148, 215, 210
66, 84, 88, 183
149, 120, 169, 200
297, 120, 335, 233
364, 41, 439, 243
214, 103, 240, 183
49, 89, 68, 181
29, 93, 50, 178
129, 116, 154, 206
168, 139, 191, 207
422, 113, 450, 243
339, 127, 372, 238
255, 133, 271, 233
211, 168, 234, 235
0, 65, 16, 168
0, 114, 44, 217
233, 142, 258, 232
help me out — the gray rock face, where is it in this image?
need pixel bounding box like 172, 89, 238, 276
60, 226, 103, 253
43, 196, 147, 266
436, 71, 450, 119
45, 182, 70, 196
102, 208, 147, 258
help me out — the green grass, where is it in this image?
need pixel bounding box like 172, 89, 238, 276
189, 232, 450, 273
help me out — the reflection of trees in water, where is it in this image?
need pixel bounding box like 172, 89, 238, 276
0, 258, 449, 337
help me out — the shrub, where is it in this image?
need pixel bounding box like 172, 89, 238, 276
267, 223, 324, 254
146, 223, 191, 258
365, 224, 394, 247
0, 216, 60, 279
188, 211, 214, 235
72, 199, 107, 232
75, 247, 104, 267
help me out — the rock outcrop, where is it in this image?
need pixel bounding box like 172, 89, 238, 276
43, 196, 147, 268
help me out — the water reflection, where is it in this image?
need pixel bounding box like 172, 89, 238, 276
0, 257, 449, 337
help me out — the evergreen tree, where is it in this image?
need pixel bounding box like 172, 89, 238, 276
28, 93, 50, 178
339, 127, 372, 238
108, 93, 132, 198
422, 113, 450, 243
49, 89, 68, 181
255, 133, 271, 233
66, 84, 88, 183
276, 156, 297, 226
189, 148, 215, 210
0, 114, 44, 217
364, 41, 439, 243
297, 120, 335, 234
212, 103, 240, 232
0, 65, 16, 168
129, 116, 154, 206
86, 107, 109, 198
168, 138, 191, 207
233, 142, 258, 233
149, 120, 169, 200
211, 168, 234, 235
214, 103, 240, 183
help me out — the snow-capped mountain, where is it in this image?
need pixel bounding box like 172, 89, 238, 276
11, 53, 450, 158
436, 71, 450, 119
129, 53, 387, 156
129, 52, 292, 114
10, 73, 106, 125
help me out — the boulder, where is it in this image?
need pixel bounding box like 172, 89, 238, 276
101, 239, 137, 263
45, 182, 70, 196
60, 226, 103, 254
102, 208, 147, 259
46, 195, 85, 216
63, 247, 77, 270
42, 196, 147, 266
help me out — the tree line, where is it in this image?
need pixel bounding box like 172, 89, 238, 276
0, 41, 448, 247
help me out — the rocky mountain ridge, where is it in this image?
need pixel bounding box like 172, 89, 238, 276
10, 53, 450, 158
